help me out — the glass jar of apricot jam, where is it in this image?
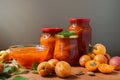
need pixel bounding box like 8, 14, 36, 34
40, 27, 63, 60
68, 18, 92, 57
54, 32, 79, 66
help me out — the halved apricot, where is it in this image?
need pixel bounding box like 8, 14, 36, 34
85, 60, 100, 71
98, 63, 114, 73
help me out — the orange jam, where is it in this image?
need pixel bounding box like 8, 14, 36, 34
68, 18, 92, 57
40, 27, 63, 60
10, 45, 49, 68
54, 32, 79, 66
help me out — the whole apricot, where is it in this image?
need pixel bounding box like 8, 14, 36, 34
88, 53, 96, 59
55, 61, 71, 78
104, 53, 111, 63
37, 62, 52, 77
48, 59, 59, 72
0, 50, 10, 61
94, 54, 108, 64
79, 55, 91, 67
93, 43, 106, 55
109, 56, 120, 70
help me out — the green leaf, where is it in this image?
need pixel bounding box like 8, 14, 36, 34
88, 44, 94, 53
31, 70, 38, 74
3, 63, 9, 68
12, 59, 18, 65
31, 61, 39, 70
13, 76, 29, 80
58, 31, 75, 37
3, 66, 12, 73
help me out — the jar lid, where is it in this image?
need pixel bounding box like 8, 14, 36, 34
56, 31, 78, 38
41, 27, 63, 33
69, 18, 90, 23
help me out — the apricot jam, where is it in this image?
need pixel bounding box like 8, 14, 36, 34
54, 32, 79, 66
68, 18, 92, 57
10, 45, 49, 68
40, 27, 63, 60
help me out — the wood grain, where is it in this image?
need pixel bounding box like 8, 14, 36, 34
10, 67, 120, 80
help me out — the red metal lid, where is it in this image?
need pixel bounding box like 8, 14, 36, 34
69, 18, 90, 23
41, 27, 63, 33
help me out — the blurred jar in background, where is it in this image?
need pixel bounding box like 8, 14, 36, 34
40, 27, 63, 60
54, 32, 79, 66
68, 18, 92, 57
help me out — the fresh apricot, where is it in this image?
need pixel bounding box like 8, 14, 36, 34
104, 53, 111, 63
55, 61, 71, 78
37, 62, 52, 77
85, 60, 100, 72
0, 50, 10, 61
79, 55, 91, 67
48, 59, 59, 72
98, 63, 114, 73
88, 52, 96, 59
94, 54, 108, 64
93, 43, 106, 55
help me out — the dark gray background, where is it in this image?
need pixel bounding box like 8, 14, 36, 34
0, 0, 120, 56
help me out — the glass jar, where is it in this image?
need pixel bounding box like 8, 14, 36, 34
54, 32, 79, 66
40, 27, 63, 60
68, 18, 92, 57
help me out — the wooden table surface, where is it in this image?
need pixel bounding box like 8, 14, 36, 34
10, 67, 120, 80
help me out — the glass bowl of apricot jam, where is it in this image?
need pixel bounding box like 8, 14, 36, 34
9, 45, 49, 68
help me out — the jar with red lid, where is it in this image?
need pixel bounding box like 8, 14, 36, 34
68, 18, 92, 57
54, 32, 79, 66
40, 27, 63, 60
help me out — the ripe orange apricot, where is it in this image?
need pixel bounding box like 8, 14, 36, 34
79, 55, 91, 67
85, 60, 100, 72
94, 54, 108, 64
88, 52, 96, 59
93, 43, 106, 55
104, 53, 111, 63
98, 63, 114, 73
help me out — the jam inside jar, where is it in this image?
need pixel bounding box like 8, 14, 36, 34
40, 27, 63, 60
54, 32, 79, 66
68, 18, 92, 57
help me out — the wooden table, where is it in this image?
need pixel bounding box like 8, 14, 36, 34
10, 67, 120, 80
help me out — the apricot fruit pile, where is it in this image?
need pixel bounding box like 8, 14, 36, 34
37, 59, 71, 78
79, 43, 114, 74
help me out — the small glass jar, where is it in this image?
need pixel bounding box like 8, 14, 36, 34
40, 27, 63, 60
54, 32, 79, 66
68, 18, 92, 57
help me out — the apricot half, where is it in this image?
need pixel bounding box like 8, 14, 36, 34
98, 63, 114, 73
85, 60, 100, 72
